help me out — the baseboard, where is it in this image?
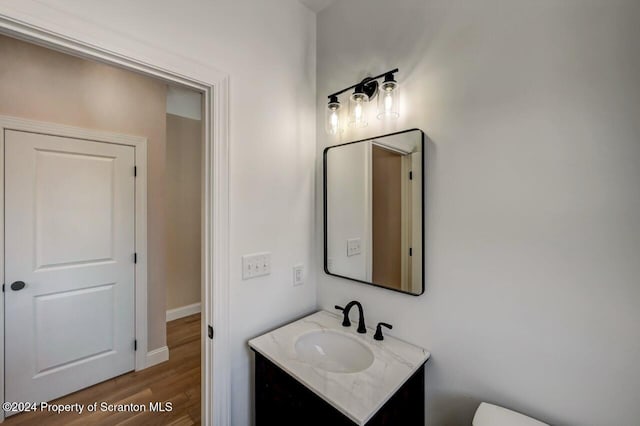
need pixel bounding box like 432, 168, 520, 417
166, 302, 201, 322
146, 346, 169, 368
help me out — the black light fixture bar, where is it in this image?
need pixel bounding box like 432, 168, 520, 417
327, 68, 399, 99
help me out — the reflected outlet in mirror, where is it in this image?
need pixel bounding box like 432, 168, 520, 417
323, 129, 424, 295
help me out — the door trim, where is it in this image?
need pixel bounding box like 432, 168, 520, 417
0, 115, 149, 386
0, 10, 231, 425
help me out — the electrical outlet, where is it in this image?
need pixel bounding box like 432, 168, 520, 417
242, 252, 271, 280
347, 238, 361, 257
293, 264, 304, 286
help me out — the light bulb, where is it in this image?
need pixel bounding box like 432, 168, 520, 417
329, 110, 340, 135
355, 101, 363, 120
330, 110, 339, 128
384, 90, 393, 113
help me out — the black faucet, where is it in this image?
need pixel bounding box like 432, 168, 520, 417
374, 322, 393, 341
334, 301, 366, 334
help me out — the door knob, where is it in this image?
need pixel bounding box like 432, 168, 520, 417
10, 281, 26, 291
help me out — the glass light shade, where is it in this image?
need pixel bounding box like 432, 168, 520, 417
377, 79, 399, 120
349, 92, 369, 128
325, 99, 343, 135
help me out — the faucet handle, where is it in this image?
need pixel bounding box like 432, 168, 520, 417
334, 305, 351, 327
374, 322, 393, 341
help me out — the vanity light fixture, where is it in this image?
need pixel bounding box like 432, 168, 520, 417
325, 68, 400, 135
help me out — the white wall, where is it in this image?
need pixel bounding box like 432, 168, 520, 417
0, 1, 317, 425
316, 1, 640, 425
326, 142, 368, 280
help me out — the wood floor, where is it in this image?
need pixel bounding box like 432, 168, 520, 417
4, 314, 202, 426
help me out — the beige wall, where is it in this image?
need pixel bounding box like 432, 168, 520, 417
0, 35, 168, 351
166, 113, 202, 310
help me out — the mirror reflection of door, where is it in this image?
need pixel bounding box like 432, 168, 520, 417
371, 145, 403, 289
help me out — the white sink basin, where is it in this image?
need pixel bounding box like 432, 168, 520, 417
295, 330, 374, 373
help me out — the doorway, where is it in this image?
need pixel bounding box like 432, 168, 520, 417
0, 31, 217, 424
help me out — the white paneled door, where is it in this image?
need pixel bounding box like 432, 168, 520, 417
4, 130, 136, 413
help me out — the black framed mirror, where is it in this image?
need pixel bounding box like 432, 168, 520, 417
323, 129, 424, 295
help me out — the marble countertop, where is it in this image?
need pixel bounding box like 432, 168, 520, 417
248, 310, 430, 425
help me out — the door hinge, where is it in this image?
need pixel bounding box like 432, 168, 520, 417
134, 253, 137, 264
208, 325, 214, 340
134, 166, 137, 177
409, 170, 413, 180
134, 339, 137, 351
409, 247, 413, 256
2, 284, 4, 292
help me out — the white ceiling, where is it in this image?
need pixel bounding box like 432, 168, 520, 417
298, 0, 337, 13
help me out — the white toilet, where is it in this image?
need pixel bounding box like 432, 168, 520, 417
473, 402, 549, 426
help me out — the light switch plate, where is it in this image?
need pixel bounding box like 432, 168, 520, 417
293, 264, 304, 286
347, 238, 361, 257
242, 252, 271, 280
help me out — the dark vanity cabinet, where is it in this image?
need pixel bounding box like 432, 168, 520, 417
253, 351, 425, 426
